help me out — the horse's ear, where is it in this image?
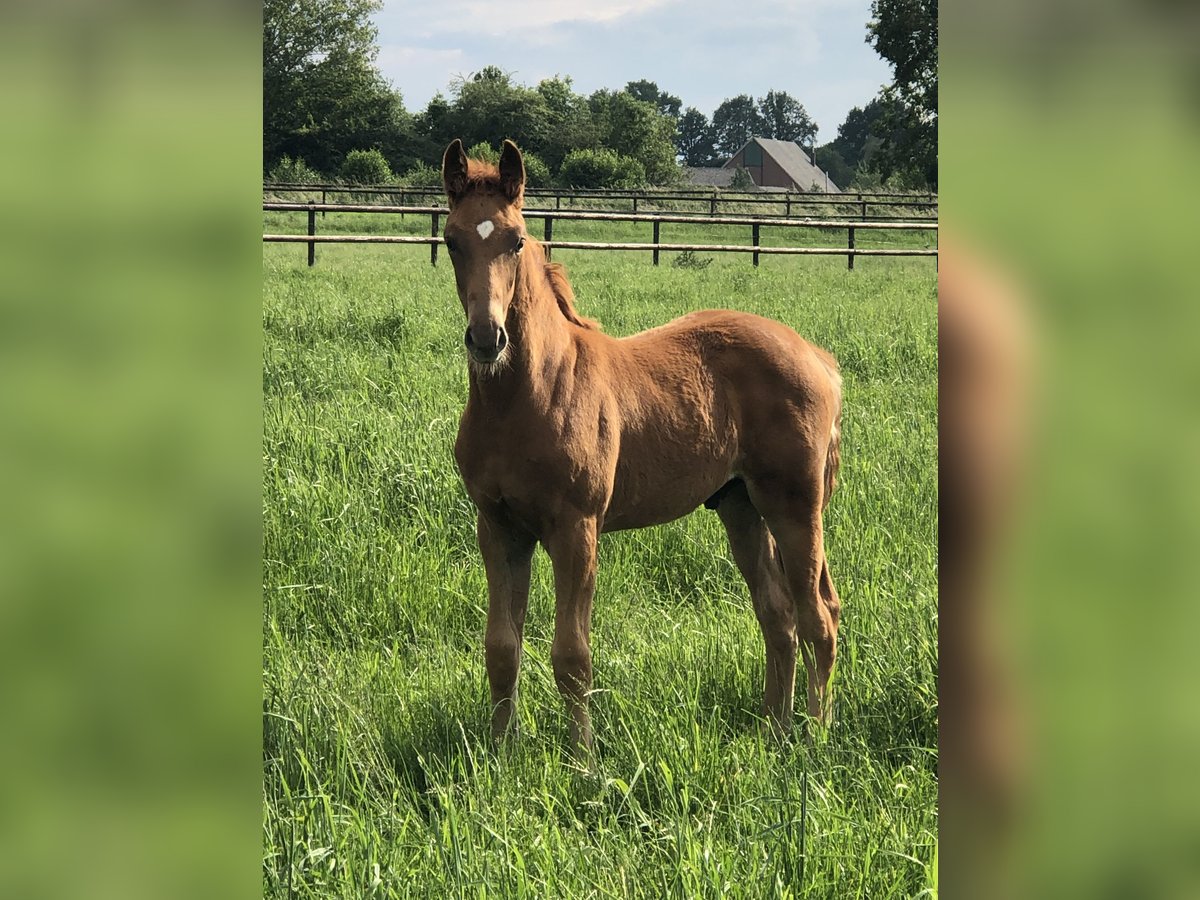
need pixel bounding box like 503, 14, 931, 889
498, 139, 525, 205
442, 139, 468, 204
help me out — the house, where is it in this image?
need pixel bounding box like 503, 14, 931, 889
723, 137, 840, 193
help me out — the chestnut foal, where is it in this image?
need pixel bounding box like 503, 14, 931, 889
442, 139, 843, 754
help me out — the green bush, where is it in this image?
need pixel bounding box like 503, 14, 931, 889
521, 151, 551, 187
401, 162, 442, 187
466, 142, 500, 165
557, 148, 646, 189
268, 155, 321, 184
339, 148, 393, 185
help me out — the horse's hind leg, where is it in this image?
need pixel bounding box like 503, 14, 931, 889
748, 476, 839, 726
477, 510, 537, 741
713, 480, 798, 731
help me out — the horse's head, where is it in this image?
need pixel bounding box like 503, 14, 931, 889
442, 138, 528, 367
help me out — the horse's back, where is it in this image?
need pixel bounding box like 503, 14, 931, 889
621, 308, 836, 401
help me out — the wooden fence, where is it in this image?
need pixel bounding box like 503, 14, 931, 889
262, 202, 938, 271
264, 182, 937, 222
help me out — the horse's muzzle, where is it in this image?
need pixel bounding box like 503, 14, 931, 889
465, 323, 508, 363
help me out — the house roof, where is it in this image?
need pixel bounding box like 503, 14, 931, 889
680, 166, 739, 187
725, 137, 841, 193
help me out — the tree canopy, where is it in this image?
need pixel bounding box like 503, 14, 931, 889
866, 0, 937, 187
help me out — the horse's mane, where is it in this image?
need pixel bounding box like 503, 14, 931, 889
543, 261, 600, 331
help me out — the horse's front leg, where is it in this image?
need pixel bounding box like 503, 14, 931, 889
543, 515, 600, 757
477, 510, 536, 741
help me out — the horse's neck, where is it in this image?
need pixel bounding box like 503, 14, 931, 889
468, 258, 571, 403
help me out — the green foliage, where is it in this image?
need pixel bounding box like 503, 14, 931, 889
521, 151, 551, 187
670, 249, 713, 269
444, 69, 551, 162
268, 155, 322, 184
757, 89, 817, 147
466, 142, 500, 165
557, 148, 646, 189
339, 148, 392, 185
459, 142, 548, 186
400, 161, 441, 187
534, 76, 600, 171
849, 163, 885, 191
623, 79, 682, 118
814, 145, 853, 190
263, 0, 411, 175
677, 107, 718, 166
587, 90, 679, 184
867, 0, 937, 187
712, 94, 767, 157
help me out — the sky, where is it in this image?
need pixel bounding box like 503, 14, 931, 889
371, 0, 893, 145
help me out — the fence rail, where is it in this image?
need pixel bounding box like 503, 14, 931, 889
264, 182, 937, 222
263, 201, 938, 271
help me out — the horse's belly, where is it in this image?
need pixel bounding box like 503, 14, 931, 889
602, 454, 733, 532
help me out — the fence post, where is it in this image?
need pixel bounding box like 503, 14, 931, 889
785, 193, 791, 217
430, 211, 439, 266
861, 200, 867, 219
556, 194, 561, 210
307, 206, 316, 267
752, 223, 760, 267
632, 196, 638, 214
710, 191, 717, 216
653, 220, 660, 266
544, 216, 553, 261
847, 226, 855, 271
320, 190, 326, 219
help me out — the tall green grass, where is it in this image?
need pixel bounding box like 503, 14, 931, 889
263, 245, 937, 898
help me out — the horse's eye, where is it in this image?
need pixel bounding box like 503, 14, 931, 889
514, 235, 526, 253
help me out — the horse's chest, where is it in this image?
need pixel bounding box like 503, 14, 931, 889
455, 415, 609, 527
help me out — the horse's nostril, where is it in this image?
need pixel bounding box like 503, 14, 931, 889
464, 327, 474, 348
496, 327, 508, 352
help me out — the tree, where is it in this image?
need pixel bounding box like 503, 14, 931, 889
815, 98, 889, 185
757, 90, 816, 147
711, 95, 767, 158
444, 67, 551, 155
866, 0, 937, 186
813, 145, 853, 190
263, 0, 406, 174
536, 76, 602, 170
676, 107, 717, 166
588, 90, 679, 184
623, 80, 682, 119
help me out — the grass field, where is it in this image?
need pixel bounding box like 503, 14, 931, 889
263, 238, 938, 898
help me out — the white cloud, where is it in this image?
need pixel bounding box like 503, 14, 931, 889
384, 0, 676, 40
372, 0, 892, 141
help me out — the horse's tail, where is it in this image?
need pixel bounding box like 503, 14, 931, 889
814, 346, 843, 509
